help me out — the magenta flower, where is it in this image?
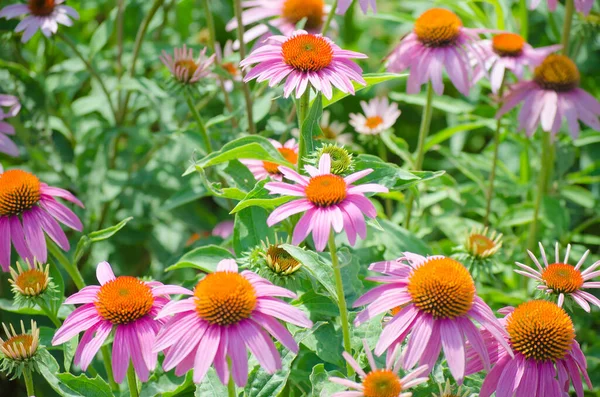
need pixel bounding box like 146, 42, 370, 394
337, 0, 376, 15
264, 154, 388, 251
530, 0, 594, 15
241, 139, 299, 181
51, 261, 189, 383
353, 253, 512, 383
240, 30, 367, 99
211, 220, 235, 239
0, 0, 79, 43
153, 259, 312, 386
349, 97, 401, 135
515, 242, 600, 312
160, 45, 215, 85
0, 169, 83, 271
0, 95, 21, 157
466, 301, 591, 397
497, 54, 600, 138
386, 8, 485, 96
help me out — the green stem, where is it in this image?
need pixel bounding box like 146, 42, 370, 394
519, 0, 528, 40
47, 240, 85, 290
378, 138, 393, 219
227, 376, 236, 397
328, 234, 354, 378
185, 89, 212, 153
404, 81, 434, 229
233, 0, 256, 134
296, 89, 311, 173
101, 345, 119, 392
127, 363, 139, 397
24, 367, 35, 396
526, 132, 553, 251
484, 76, 506, 226
38, 300, 61, 327
321, 0, 339, 36
561, 0, 575, 55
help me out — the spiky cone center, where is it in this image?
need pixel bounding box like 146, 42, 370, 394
222, 62, 239, 77
1, 322, 39, 361
414, 8, 463, 47
266, 245, 302, 275
0, 170, 41, 217
541, 263, 584, 294
11, 267, 49, 297
468, 233, 496, 257
95, 276, 154, 325
175, 59, 199, 82
282, 0, 324, 30
282, 34, 333, 72
534, 54, 580, 92
316, 145, 353, 175
28, 0, 55, 16
507, 300, 574, 362
407, 257, 476, 319
305, 174, 347, 207
492, 33, 526, 57
194, 272, 257, 325
365, 116, 384, 129
362, 369, 403, 397
263, 147, 299, 175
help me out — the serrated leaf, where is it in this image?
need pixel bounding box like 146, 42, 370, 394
322, 73, 408, 108
56, 373, 113, 397
195, 368, 228, 396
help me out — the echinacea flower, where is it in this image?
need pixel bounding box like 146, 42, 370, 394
0, 95, 21, 157
311, 144, 354, 175
9, 260, 55, 306
386, 8, 485, 96
212, 220, 234, 239
349, 97, 401, 135
515, 242, 600, 311
215, 40, 241, 92
262, 241, 303, 276
52, 261, 187, 383
530, 0, 594, 16
466, 301, 591, 397
497, 54, 600, 138
474, 33, 561, 93
0, 0, 79, 43
464, 226, 502, 260
160, 45, 215, 85
337, 0, 376, 15
153, 259, 312, 386
241, 139, 299, 181
0, 169, 83, 271
265, 154, 388, 251
319, 110, 351, 143
241, 30, 367, 100
0, 320, 49, 379
353, 253, 512, 383
329, 340, 428, 397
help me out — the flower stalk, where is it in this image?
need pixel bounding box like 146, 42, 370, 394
561, 0, 575, 55
101, 345, 119, 392
185, 88, 212, 154
127, 363, 139, 397
527, 132, 553, 251
233, 0, 256, 134
24, 367, 35, 396
322, 0, 339, 36
297, 89, 311, 172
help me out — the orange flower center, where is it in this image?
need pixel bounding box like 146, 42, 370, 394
541, 263, 584, 294
414, 8, 462, 47
492, 33, 525, 57
390, 306, 402, 316
282, 0, 324, 30
266, 245, 301, 274
14, 269, 48, 296
28, 0, 55, 16
507, 300, 574, 361
305, 174, 347, 207
263, 147, 299, 175
534, 54, 580, 92
222, 62, 239, 77
95, 276, 154, 325
194, 272, 257, 325
175, 59, 199, 80
365, 116, 384, 129
362, 370, 403, 397
407, 257, 475, 319
468, 234, 495, 256
2, 334, 35, 360
0, 170, 41, 217
282, 34, 333, 72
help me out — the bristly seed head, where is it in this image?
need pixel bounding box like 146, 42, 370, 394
362, 369, 403, 397
282, 34, 333, 72
305, 174, 347, 207
0, 170, 41, 217
282, 0, 324, 30
541, 263, 584, 294
492, 33, 526, 57
95, 276, 154, 325
534, 54, 580, 92
414, 8, 463, 47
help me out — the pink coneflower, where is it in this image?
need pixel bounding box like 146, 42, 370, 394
337, 0, 376, 15
0, 95, 21, 157
160, 45, 215, 85
530, 0, 594, 15
264, 154, 388, 251
329, 340, 428, 397
51, 261, 189, 383
240, 139, 299, 181
0, 169, 83, 271
226, 0, 330, 46
497, 54, 600, 138
353, 253, 512, 383
211, 220, 234, 239
0, 0, 79, 43
153, 259, 312, 386
349, 97, 401, 135
466, 301, 591, 397
515, 242, 600, 312
215, 40, 241, 92
386, 8, 485, 96
241, 30, 367, 100
474, 33, 561, 93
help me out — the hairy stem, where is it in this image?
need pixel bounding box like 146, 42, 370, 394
47, 240, 85, 290
127, 363, 139, 397
561, 0, 575, 55
296, 89, 311, 172
24, 367, 35, 396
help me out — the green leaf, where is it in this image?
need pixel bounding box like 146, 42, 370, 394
424, 120, 491, 151
231, 180, 295, 214
390, 92, 475, 114
295, 290, 339, 318
195, 368, 228, 396
353, 154, 421, 191
56, 373, 113, 397
560, 185, 596, 208
299, 94, 323, 167
322, 73, 408, 108
310, 364, 346, 396
38, 353, 86, 397
372, 220, 430, 257
89, 8, 117, 57
165, 245, 235, 272
89, 217, 133, 242
233, 207, 275, 256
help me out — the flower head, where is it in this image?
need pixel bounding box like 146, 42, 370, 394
464, 227, 502, 259
349, 97, 401, 135
497, 54, 600, 138
9, 260, 56, 306
0, 169, 84, 271
153, 259, 312, 386
386, 8, 485, 96
0, 95, 21, 157
265, 154, 387, 251
0, 320, 45, 379
530, 0, 594, 16
353, 253, 513, 383
160, 45, 215, 85
215, 40, 241, 92
241, 139, 299, 181
311, 143, 354, 175
0, 0, 79, 43
515, 242, 600, 311
262, 240, 303, 276
241, 30, 367, 100
337, 0, 377, 15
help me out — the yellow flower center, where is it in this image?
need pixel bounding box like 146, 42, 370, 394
468, 234, 495, 256
507, 300, 574, 362
266, 245, 301, 275
263, 147, 299, 175
305, 174, 347, 207
282, 34, 333, 72
407, 257, 475, 319
541, 263, 584, 294
1, 334, 35, 360
282, 0, 325, 30
414, 8, 463, 47
534, 54, 580, 92
194, 272, 257, 325
365, 116, 384, 129
492, 33, 525, 57
0, 170, 41, 217
28, 0, 55, 16
362, 370, 403, 397
95, 276, 154, 325
175, 59, 199, 80
14, 269, 49, 297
